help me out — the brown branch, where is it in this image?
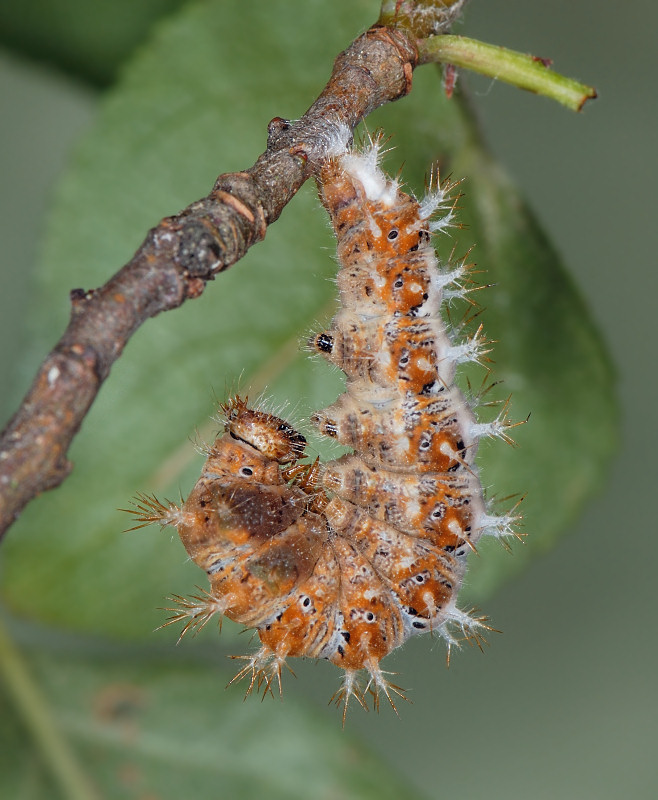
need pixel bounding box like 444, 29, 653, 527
0, 25, 419, 540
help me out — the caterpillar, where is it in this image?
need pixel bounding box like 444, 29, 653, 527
125, 135, 520, 720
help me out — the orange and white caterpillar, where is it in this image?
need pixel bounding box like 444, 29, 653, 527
126, 135, 520, 719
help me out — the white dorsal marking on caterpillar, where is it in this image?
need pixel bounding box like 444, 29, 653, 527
340, 137, 399, 206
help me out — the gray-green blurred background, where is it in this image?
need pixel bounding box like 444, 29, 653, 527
1, 1, 656, 798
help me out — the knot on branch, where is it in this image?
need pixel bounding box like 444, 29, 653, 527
340, 25, 418, 99
54, 341, 103, 383
176, 218, 223, 278
379, 0, 469, 38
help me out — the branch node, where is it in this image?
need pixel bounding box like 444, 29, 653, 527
267, 117, 293, 149
176, 218, 223, 278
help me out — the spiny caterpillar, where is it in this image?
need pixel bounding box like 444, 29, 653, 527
126, 135, 521, 720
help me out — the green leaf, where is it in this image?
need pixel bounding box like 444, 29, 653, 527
0, 0, 616, 648
0, 0, 187, 87
367, 77, 618, 597
0, 628, 421, 800
0, 687, 56, 797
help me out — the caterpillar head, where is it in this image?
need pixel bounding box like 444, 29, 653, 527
219, 395, 307, 464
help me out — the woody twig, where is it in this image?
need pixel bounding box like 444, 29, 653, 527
0, 25, 419, 540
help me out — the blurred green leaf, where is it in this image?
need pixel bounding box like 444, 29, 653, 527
368, 80, 618, 597
0, 0, 186, 86
0, 634, 422, 799
0, 0, 616, 651
449, 121, 618, 597
0, 688, 56, 797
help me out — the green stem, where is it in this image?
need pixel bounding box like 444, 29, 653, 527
418, 35, 597, 111
0, 619, 101, 800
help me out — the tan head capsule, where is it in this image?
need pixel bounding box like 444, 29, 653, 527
220, 395, 307, 464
